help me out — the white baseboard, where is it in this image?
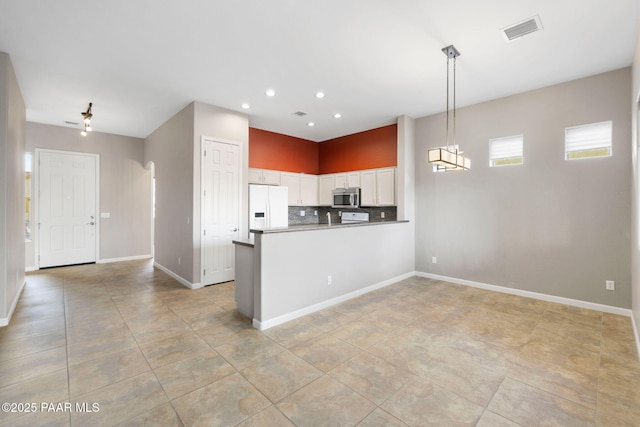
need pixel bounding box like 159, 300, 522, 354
253, 271, 416, 330
25, 266, 37, 272
0, 279, 26, 327
153, 262, 200, 289
417, 272, 632, 317
98, 254, 152, 264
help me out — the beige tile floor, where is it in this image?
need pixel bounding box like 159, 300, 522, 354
1, 259, 639, 426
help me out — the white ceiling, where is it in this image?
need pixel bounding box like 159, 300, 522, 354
0, 0, 638, 142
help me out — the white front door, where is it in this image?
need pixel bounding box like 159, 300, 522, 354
38, 150, 98, 268
202, 139, 240, 285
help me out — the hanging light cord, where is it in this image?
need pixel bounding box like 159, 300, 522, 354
445, 53, 458, 152
445, 54, 450, 150
453, 55, 457, 150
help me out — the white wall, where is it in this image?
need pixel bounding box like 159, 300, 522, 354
397, 115, 416, 224
0, 52, 26, 325
144, 103, 195, 283
26, 123, 152, 266
631, 12, 640, 338
416, 68, 632, 308
144, 101, 248, 286
254, 222, 414, 328
192, 102, 249, 283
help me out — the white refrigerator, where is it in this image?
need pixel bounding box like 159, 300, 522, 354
249, 184, 288, 232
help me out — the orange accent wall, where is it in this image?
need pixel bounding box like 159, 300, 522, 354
318, 124, 397, 174
249, 124, 397, 175
249, 128, 319, 174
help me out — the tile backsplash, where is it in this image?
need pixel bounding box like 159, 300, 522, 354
288, 206, 397, 226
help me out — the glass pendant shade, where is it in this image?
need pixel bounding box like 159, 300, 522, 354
428, 147, 470, 170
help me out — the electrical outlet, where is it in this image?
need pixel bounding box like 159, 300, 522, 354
178, 257, 181, 265
432, 256, 437, 264
327, 275, 332, 285
300, 210, 306, 217
381, 212, 385, 219
606, 280, 615, 291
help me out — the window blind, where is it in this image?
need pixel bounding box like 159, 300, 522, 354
489, 135, 523, 166
565, 121, 612, 158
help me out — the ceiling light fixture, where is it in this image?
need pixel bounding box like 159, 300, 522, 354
80, 102, 93, 136
241, 103, 251, 109
315, 91, 325, 99
265, 89, 276, 97
307, 122, 315, 127
333, 113, 342, 119
428, 45, 470, 171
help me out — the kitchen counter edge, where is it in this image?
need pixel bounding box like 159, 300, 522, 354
249, 220, 409, 235
232, 239, 255, 248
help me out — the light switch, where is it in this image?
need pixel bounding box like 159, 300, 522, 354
100, 212, 110, 219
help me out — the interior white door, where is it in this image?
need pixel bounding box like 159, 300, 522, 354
38, 151, 97, 268
202, 140, 240, 286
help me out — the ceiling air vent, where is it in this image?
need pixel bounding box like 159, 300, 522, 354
502, 15, 543, 42
293, 111, 307, 117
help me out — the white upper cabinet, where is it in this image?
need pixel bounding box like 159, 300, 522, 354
318, 172, 362, 206
359, 167, 396, 206
359, 170, 377, 206
299, 174, 319, 205
281, 172, 318, 206
249, 168, 281, 185
251, 167, 395, 207
333, 172, 360, 189
376, 168, 396, 206
318, 175, 333, 206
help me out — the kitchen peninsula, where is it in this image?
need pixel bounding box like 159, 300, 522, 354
233, 219, 413, 330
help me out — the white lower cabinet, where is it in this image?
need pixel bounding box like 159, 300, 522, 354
281, 173, 318, 206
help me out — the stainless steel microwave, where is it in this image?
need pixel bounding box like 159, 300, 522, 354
332, 187, 360, 208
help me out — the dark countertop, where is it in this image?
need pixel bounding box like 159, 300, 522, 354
232, 239, 255, 248
249, 220, 409, 234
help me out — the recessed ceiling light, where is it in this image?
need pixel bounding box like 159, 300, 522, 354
265, 89, 276, 97
315, 91, 325, 99
307, 122, 315, 127
241, 103, 250, 109
333, 113, 342, 119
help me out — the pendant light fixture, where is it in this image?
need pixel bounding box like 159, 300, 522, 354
80, 102, 93, 136
428, 45, 470, 171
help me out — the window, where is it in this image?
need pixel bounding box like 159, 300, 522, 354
25, 153, 32, 241
565, 121, 612, 160
489, 135, 524, 167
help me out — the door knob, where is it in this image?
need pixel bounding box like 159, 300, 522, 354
231, 228, 238, 232
87, 222, 95, 225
